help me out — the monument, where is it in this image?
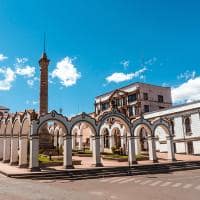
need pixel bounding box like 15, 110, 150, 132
38, 45, 53, 150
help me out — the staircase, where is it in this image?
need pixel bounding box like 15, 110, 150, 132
8, 161, 200, 180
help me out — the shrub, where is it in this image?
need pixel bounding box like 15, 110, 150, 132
111, 146, 116, 154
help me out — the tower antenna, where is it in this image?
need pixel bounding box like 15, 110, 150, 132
43, 32, 46, 53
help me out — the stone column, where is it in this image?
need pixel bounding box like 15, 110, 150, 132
123, 133, 128, 155
92, 136, 103, 167
128, 136, 137, 165
72, 134, 76, 150
29, 136, 40, 171
0, 136, 4, 161
134, 136, 140, 155
19, 136, 28, 168
10, 136, 18, 165
3, 136, 11, 163
78, 133, 83, 150
120, 134, 124, 148
166, 135, 176, 161
121, 134, 126, 154
148, 136, 158, 163
100, 135, 104, 152
63, 135, 73, 169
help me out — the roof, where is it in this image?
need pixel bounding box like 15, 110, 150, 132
144, 100, 200, 119
95, 82, 171, 99
0, 106, 9, 111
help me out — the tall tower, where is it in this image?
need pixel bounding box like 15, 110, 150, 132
39, 50, 52, 150
39, 51, 50, 115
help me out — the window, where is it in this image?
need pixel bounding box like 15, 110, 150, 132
116, 98, 122, 106
143, 93, 148, 100
128, 106, 133, 116
101, 102, 109, 111
159, 106, 165, 110
128, 94, 137, 103
144, 105, 150, 113
185, 117, 191, 134
135, 107, 139, 115
158, 95, 164, 103
122, 97, 126, 106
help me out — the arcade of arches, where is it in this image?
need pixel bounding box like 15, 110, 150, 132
0, 110, 176, 171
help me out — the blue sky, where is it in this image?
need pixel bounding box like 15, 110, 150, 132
0, 0, 200, 116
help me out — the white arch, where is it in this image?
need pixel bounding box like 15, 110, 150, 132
10, 116, 21, 165
0, 119, 6, 160
19, 114, 31, 168
99, 125, 110, 152
3, 118, 12, 162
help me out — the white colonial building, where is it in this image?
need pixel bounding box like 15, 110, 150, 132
144, 101, 200, 155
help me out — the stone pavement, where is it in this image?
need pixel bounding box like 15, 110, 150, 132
70, 152, 200, 169
0, 152, 200, 175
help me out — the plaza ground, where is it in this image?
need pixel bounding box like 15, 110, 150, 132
0, 168, 200, 200
0, 152, 200, 175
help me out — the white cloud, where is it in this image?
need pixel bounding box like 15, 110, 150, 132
16, 65, 35, 78
0, 54, 8, 61
144, 57, 157, 66
139, 74, 146, 81
172, 76, 200, 103
162, 82, 169, 87
26, 100, 38, 105
120, 60, 130, 69
32, 100, 38, 105
0, 67, 15, 90
27, 79, 34, 87
177, 70, 196, 80
16, 57, 28, 64
51, 57, 81, 87
106, 67, 147, 83
27, 77, 39, 87
0, 56, 36, 90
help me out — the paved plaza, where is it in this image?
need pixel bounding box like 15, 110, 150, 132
0, 168, 200, 200
0, 153, 200, 175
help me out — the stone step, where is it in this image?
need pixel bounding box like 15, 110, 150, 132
9, 161, 200, 180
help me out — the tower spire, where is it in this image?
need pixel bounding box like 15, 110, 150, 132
39, 33, 50, 115
43, 32, 46, 53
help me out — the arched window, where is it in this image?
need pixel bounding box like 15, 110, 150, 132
185, 117, 191, 134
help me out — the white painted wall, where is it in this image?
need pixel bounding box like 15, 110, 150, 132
175, 142, 186, 153
193, 141, 200, 154
191, 113, 200, 137
174, 117, 184, 139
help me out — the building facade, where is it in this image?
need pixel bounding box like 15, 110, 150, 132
144, 101, 200, 155
74, 83, 200, 157
94, 82, 172, 119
